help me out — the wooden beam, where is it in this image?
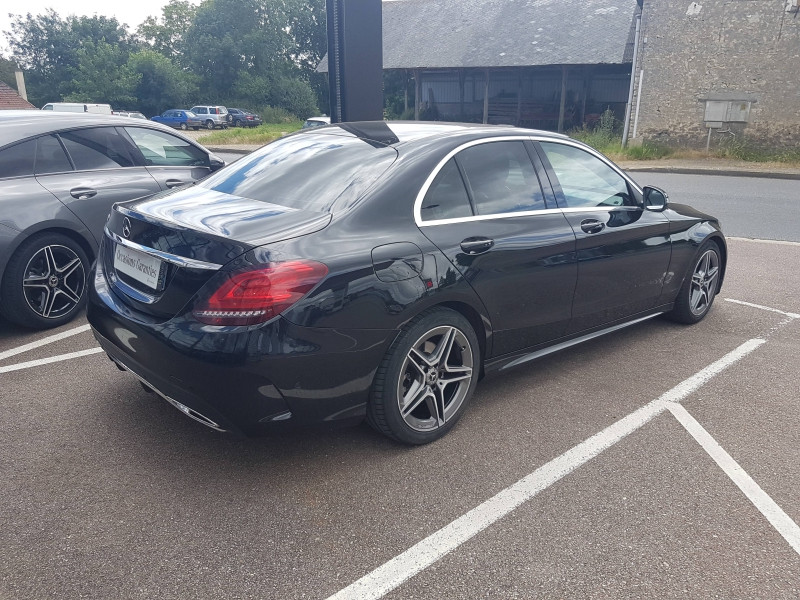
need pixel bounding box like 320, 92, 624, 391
414, 69, 420, 121
558, 65, 567, 133
483, 68, 490, 124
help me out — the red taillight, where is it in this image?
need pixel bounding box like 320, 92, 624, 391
192, 260, 328, 326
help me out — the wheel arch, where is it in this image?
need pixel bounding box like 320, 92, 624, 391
0, 224, 97, 285
432, 300, 490, 377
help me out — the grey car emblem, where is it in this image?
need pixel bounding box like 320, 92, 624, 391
122, 217, 132, 238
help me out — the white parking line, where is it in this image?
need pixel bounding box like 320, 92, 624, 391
0, 324, 91, 362
326, 338, 766, 600
724, 298, 800, 319
667, 402, 800, 555
0, 348, 103, 374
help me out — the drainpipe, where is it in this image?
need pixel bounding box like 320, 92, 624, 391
622, 14, 642, 147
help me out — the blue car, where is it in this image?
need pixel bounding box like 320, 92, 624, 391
151, 109, 202, 131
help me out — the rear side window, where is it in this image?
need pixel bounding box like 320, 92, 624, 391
60, 128, 137, 170
458, 141, 547, 215
35, 135, 72, 175
125, 127, 210, 167
0, 139, 36, 178
200, 131, 397, 212
420, 159, 473, 221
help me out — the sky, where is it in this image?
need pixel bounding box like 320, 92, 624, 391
1, 1, 198, 53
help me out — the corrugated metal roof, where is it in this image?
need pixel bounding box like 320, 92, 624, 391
318, 0, 640, 72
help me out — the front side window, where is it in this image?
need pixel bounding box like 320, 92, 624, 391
420, 158, 473, 221
59, 128, 137, 170
0, 139, 36, 178
539, 142, 635, 208
125, 127, 210, 167
457, 141, 547, 215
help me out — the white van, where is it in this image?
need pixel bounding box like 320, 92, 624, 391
41, 102, 113, 115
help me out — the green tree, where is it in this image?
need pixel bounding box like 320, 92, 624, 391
0, 56, 19, 90
127, 50, 199, 116
64, 40, 140, 107
7, 11, 137, 105
137, 0, 198, 61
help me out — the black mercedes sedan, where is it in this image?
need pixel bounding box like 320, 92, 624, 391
87, 122, 726, 444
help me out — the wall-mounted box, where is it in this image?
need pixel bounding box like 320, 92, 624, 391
703, 99, 752, 123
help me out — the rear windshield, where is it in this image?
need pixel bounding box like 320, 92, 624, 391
199, 130, 397, 213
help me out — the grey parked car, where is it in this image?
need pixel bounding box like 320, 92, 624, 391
0, 110, 225, 329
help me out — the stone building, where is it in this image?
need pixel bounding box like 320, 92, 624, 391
631, 0, 800, 148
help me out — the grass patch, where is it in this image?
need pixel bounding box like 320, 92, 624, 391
198, 121, 303, 145
569, 127, 673, 161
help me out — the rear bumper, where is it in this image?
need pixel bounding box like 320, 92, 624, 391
88, 271, 397, 435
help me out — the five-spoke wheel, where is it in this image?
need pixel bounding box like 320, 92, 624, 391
668, 239, 721, 324
369, 308, 479, 444
0, 233, 89, 329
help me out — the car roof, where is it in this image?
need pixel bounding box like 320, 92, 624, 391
306, 121, 570, 148
0, 110, 187, 148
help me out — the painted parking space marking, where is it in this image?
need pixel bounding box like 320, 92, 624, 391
667, 402, 800, 555
0, 324, 91, 362
724, 298, 800, 319
326, 338, 766, 600
0, 348, 104, 374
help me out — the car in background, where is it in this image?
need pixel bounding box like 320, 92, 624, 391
113, 111, 147, 120
228, 108, 263, 128
0, 110, 225, 329
87, 121, 726, 444
302, 115, 330, 129
150, 109, 203, 130
189, 105, 232, 129
42, 103, 113, 114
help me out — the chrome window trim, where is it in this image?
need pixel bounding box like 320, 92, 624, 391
414, 135, 644, 227
105, 228, 222, 270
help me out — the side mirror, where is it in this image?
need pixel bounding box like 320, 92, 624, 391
643, 186, 668, 211
208, 154, 226, 172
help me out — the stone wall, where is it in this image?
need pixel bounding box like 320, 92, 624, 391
634, 0, 800, 148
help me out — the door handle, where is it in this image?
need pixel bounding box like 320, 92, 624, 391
69, 187, 97, 200
460, 237, 495, 255
580, 219, 605, 234
166, 179, 190, 188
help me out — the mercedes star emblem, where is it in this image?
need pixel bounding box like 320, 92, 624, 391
122, 217, 132, 239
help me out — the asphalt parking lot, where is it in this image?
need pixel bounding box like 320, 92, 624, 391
2, 236, 799, 599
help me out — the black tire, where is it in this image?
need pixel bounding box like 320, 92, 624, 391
179, 122, 188, 130
368, 308, 480, 444
235, 119, 244, 128
205, 120, 214, 130
0, 232, 90, 329
192, 127, 200, 131
667, 239, 722, 324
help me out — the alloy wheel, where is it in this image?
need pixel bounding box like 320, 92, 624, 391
689, 248, 719, 316
22, 245, 86, 319
396, 325, 474, 432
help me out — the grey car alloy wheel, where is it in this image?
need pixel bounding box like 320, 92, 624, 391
23, 244, 86, 319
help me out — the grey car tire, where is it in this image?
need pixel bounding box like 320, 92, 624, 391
179, 122, 188, 130
368, 308, 480, 444
1, 232, 90, 329
668, 239, 721, 324
205, 120, 214, 130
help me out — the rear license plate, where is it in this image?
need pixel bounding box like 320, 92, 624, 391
113, 244, 164, 291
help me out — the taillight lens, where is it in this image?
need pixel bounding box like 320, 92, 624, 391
192, 260, 328, 326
